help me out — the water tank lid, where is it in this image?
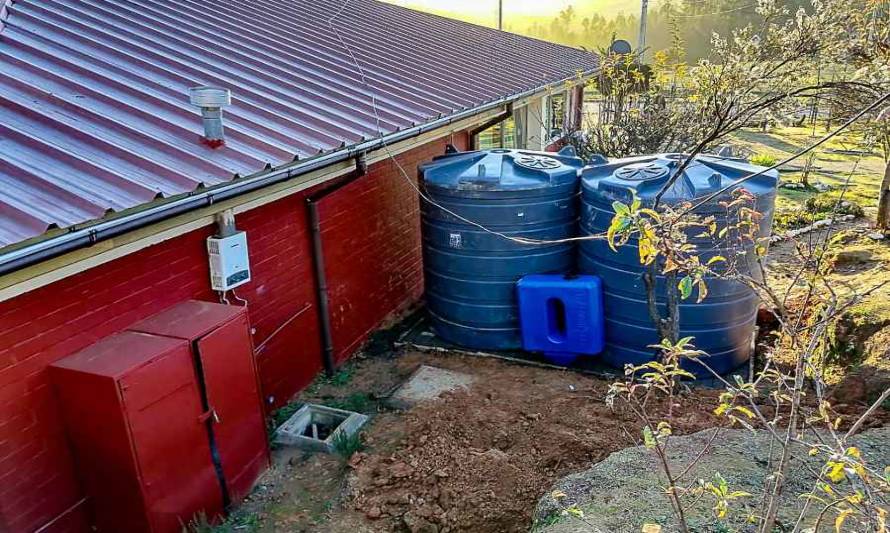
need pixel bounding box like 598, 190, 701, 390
420, 149, 584, 191
582, 153, 779, 203
614, 162, 670, 182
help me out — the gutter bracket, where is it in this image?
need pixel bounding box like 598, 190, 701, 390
355, 152, 368, 176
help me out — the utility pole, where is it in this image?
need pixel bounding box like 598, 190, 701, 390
498, 0, 507, 148
638, 0, 648, 61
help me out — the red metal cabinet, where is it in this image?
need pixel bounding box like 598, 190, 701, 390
49, 301, 269, 533
127, 301, 270, 503
49, 332, 223, 533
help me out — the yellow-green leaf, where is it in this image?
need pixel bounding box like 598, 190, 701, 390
643, 426, 657, 448
733, 406, 755, 419
826, 461, 846, 483
696, 280, 709, 303
835, 508, 853, 533
612, 201, 630, 215
565, 506, 585, 518
678, 276, 694, 300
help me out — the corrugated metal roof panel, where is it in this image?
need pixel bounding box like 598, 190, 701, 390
0, 0, 598, 248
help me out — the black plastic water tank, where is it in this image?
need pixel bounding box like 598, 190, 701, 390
579, 154, 779, 374
420, 148, 585, 350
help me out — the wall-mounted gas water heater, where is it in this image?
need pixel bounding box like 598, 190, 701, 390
207, 211, 251, 291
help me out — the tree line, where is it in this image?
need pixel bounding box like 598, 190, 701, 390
512, 0, 810, 60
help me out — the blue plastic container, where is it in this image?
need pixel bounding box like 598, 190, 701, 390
419, 147, 585, 350
517, 274, 605, 365
579, 154, 778, 375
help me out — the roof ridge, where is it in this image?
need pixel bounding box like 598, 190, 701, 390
0, 0, 13, 35
364, 0, 594, 57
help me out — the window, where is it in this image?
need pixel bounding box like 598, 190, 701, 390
476, 117, 517, 150
549, 92, 567, 138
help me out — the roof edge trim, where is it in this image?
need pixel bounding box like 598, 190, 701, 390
0, 70, 596, 276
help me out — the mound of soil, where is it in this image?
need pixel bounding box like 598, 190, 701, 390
346, 356, 721, 532
535, 427, 890, 533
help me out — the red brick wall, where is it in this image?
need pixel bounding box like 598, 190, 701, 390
0, 132, 467, 533
318, 133, 469, 361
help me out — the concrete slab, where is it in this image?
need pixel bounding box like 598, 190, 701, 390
388, 365, 475, 409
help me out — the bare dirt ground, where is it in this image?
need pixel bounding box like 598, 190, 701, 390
225, 345, 889, 533
226, 351, 724, 533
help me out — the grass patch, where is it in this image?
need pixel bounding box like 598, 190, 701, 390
773, 194, 865, 230
750, 153, 778, 167
331, 430, 365, 458
270, 401, 302, 430
305, 365, 356, 395
324, 392, 374, 413
324, 367, 355, 387
732, 126, 885, 211
532, 511, 564, 531
186, 510, 261, 533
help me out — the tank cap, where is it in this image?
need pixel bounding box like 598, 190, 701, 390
614, 162, 670, 181
514, 154, 562, 170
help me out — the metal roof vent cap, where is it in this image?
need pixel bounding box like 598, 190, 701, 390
189, 86, 231, 147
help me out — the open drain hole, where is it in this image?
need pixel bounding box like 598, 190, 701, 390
300, 411, 347, 441
275, 404, 368, 453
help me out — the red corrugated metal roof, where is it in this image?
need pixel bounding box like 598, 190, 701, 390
0, 0, 598, 248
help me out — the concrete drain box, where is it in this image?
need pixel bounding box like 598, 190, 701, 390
274, 404, 368, 453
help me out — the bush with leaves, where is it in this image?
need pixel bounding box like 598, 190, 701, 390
580, 178, 890, 532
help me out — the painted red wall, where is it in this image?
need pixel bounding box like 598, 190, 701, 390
318, 136, 468, 361
0, 132, 467, 533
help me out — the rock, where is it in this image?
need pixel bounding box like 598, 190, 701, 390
403, 511, 439, 533
830, 373, 869, 404
534, 427, 890, 533
482, 448, 509, 461
830, 349, 890, 405
365, 507, 382, 519
867, 232, 886, 241
348, 452, 368, 468
831, 249, 874, 266
813, 181, 832, 192
391, 461, 414, 479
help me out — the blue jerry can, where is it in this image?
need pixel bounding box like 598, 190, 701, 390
516, 274, 605, 365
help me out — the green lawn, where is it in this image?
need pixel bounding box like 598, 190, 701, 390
731, 126, 887, 214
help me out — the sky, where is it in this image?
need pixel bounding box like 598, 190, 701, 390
384, 0, 639, 28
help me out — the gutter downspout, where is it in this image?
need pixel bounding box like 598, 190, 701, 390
0, 71, 596, 277
307, 153, 368, 377
469, 103, 514, 149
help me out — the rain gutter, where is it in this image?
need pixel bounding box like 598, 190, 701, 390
0, 72, 595, 276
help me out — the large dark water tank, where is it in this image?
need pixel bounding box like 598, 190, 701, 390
579, 154, 779, 374
420, 148, 585, 350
